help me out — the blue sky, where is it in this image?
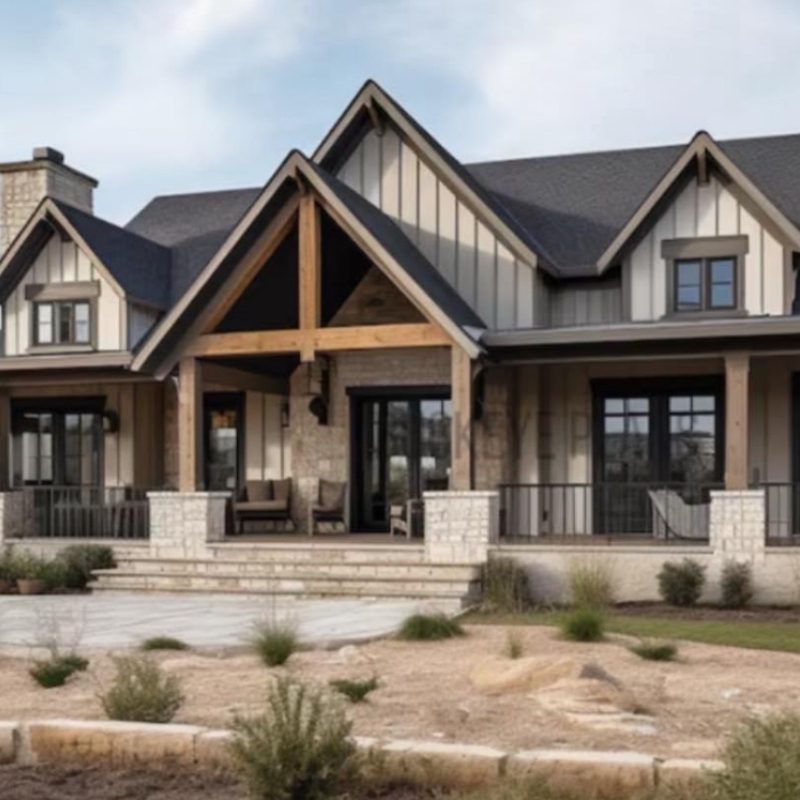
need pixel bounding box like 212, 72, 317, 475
1, 0, 799, 224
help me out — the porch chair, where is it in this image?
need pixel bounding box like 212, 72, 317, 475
648, 488, 710, 541
233, 478, 293, 534
389, 499, 425, 539
308, 479, 346, 536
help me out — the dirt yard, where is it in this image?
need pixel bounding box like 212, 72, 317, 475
3, 624, 800, 759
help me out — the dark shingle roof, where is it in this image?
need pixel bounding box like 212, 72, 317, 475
54, 200, 172, 308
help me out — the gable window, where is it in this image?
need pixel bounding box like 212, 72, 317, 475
674, 257, 736, 312
34, 301, 91, 345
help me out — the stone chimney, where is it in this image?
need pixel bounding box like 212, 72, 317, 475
0, 147, 98, 256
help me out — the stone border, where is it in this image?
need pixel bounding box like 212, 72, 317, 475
0, 719, 722, 797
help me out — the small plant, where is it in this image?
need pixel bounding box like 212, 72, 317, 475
231, 677, 358, 800
101, 655, 183, 723
329, 676, 379, 703
30, 653, 89, 688
251, 620, 298, 667
504, 629, 524, 659
481, 557, 531, 613
560, 608, 605, 642
58, 544, 116, 589
629, 640, 678, 662
721, 561, 754, 609
398, 613, 464, 641
657, 558, 706, 607
141, 636, 190, 651
567, 558, 615, 609
39, 558, 69, 591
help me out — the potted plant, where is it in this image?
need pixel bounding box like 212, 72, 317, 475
14, 552, 49, 595
0, 551, 15, 594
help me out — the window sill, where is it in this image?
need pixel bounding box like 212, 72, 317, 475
27, 344, 95, 355
662, 309, 748, 322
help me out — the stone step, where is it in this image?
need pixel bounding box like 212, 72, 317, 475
205, 543, 427, 564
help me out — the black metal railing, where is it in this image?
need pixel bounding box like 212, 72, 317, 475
19, 485, 151, 539
498, 482, 721, 543
763, 483, 800, 546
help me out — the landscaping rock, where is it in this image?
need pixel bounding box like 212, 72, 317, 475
657, 757, 723, 789
0, 721, 18, 764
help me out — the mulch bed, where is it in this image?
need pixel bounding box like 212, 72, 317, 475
615, 602, 800, 623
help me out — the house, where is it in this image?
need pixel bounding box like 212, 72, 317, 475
0, 81, 798, 606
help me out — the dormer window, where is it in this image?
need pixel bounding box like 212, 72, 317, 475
34, 300, 91, 345
675, 257, 736, 312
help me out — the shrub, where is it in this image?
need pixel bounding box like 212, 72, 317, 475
706, 713, 800, 800
58, 544, 116, 590
504, 630, 524, 659
721, 561, 754, 609
11, 551, 49, 581
0, 550, 16, 582
141, 636, 190, 651
30, 653, 89, 688
657, 558, 706, 607
629, 640, 678, 662
560, 608, 605, 642
481, 557, 531, 613
329, 677, 379, 703
251, 621, 299, 667
231, 677, 358, 800
101, 656, 183, 723
398, 613, 464, 641
566, 558, 615, 609
39, 558, 69, 591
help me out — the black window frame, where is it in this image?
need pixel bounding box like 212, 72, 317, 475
673, 256, 737, 313
34, 300, 92, 346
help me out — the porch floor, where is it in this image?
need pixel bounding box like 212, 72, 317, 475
221, 533, 422, 546
498, 535, 711, 548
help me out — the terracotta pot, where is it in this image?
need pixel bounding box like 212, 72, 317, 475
16, 578, 47, 595
0, 579, 12, 594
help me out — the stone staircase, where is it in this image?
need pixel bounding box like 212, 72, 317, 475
91, 541, 482, 609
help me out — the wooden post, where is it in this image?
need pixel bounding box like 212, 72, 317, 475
451, 347, 473, 490
724, 352, 749, 490
298, 193, 321, 363
0, 390, 10, 491
178, 357, 203, 492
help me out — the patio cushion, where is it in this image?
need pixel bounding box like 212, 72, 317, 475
318, 479, 345, 511
236, 500, 287, 513
245, 480, 271, 502
272, 478, 292, 504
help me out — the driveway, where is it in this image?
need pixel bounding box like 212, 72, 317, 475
0, 593, 427, 651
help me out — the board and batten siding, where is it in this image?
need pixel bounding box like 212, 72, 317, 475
3, 236, 126, 354
244, 391, 291, 481
627, 175, 788, 321
336, 125, 536, 330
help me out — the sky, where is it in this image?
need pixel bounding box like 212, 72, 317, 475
1, 0, 799, 224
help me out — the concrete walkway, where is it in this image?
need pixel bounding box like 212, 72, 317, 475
0, 593, 426, 650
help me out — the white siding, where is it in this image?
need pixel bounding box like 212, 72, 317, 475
627, 175, 791, 321
337, 125, 537, 329
3, 236, 127, 355
244, 392, 291, 480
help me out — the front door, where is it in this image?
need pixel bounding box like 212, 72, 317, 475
351, 389, 451, 532
204, 393, 243, 492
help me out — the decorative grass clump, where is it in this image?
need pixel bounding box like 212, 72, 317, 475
481, 557, 532, 613
504, 630, 524, 659
397, 613, 464, 641
567, 558, 616, 610
629, 640, 678, 662
721, 561, 754, 609
231, 677, 358, 800
560, 608, 605, 642
141, 636, 190, 651
329, 676, 379, 703
657, 558, 706, 607
30, 653, 89, 688
101, 656, 184, 723
251, 621, 299, 667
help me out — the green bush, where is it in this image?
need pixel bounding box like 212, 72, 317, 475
30, 653, 89, 688
231, 677, 358, 800
101, 656, 183, 723
141, 636, 190, 651
560, 608, 605, 642
481, 557, 531, 613
705, 713, 800, 800
251, 621, 299, 667
329, 677, 378, 703
721, 561, 754, 609
629, 640, 678, 662
58, 544, 116, 590
657, 558, 706, 607
398, 613, 464, 641
0, 550, 16, 582
504, 630, 524, 659
39, 558, 69, 591
11, 551, 49, 581
566, 558, 615, 609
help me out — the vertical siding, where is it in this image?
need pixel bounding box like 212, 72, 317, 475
244, 392, 289, 481
337, 125, 537, 329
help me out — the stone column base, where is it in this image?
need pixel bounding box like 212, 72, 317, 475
424, 491, 499, 564
0, 491, 24, 542
709, 489, 766, 564
147, 492, 230, 558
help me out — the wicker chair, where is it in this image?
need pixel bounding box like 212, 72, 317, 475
308, 479, 346, 536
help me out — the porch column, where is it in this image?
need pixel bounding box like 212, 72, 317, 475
178, 357, 203, 492
298, 193, 321, 363
724, 352, 750, 490
451, 346, 473, 490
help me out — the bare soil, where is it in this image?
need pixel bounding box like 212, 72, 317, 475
3, 624, 800, 759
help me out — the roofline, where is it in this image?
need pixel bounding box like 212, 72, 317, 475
311, 80, 546, 273
0, 351, 132, 372
596, 131, 800, 271
0, 159, 99, 187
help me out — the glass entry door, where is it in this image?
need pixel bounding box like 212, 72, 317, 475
204, 393, 243, 492
352, 391, 451, 531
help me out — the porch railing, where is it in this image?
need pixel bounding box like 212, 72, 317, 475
19, 485, 151, 540
763, 483, 800, 546
498, 482, 721, 543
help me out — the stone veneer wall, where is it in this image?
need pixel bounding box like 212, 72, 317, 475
424, 491, 499, 563
148, 492, 228, 558
474, 367, 515, 490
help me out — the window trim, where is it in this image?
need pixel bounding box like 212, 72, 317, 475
32, 298, 96, 348
673, 256, 738, 313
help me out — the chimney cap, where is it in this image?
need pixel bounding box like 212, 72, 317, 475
32, 146, 65, 165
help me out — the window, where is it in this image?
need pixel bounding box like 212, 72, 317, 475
34, 301, 91, 345
674, 257, 737, 312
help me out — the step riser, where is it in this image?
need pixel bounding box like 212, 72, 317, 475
206, 547, 426, 564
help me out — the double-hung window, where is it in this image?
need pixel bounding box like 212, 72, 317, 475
34, 300, 91, 345
674, 257, 736, 312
